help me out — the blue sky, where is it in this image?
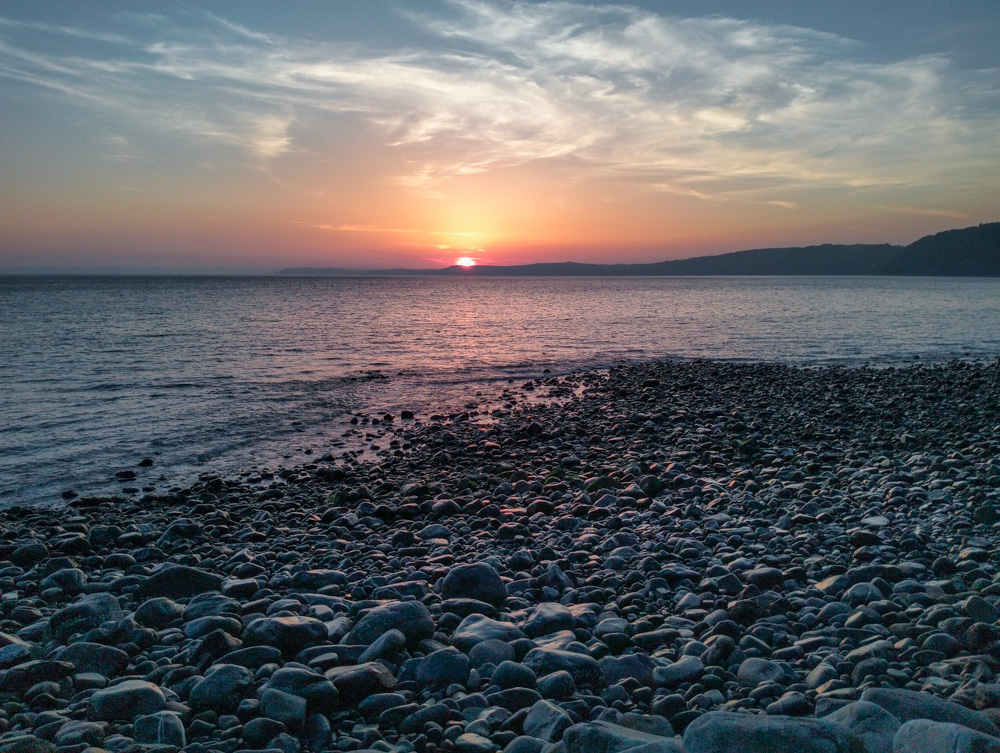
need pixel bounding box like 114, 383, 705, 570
1, 1, 998, 271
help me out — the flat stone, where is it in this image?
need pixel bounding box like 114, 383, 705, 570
243, 615, 329, 656
522, 603, 575, 638
58, 642, 129, 677
133, 711, 186, 748
684, 712, 863, 753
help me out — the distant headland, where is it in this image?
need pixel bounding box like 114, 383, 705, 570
277, 222, 1000, 277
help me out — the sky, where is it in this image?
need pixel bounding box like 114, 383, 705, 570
1, 1, 998, 272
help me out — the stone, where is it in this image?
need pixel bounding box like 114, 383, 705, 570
260, 687, 308, 732
242, 717, 287, 748
455, 733, 497, 753
493, 661, 537, 690
325, 662, 397, 705
523, 647, 604, 689
861, 688, 1000, 737
189, 663, 255, 712
0, 736, 55, 753
522, 699, 573, 743
265, 666, 340, 713
342, 601, 435, 647
133, 597, 185, 629
58, 642, 129, 677
502, 737, 546, 753
357, 628, 406, 663
824, 701, 900, 753
737, 657, 796, 687
441, 563, 508, 608
599, 653, 656, 687
242, 615, 329, 656
133, 711, 186, 747
0, 660, 74, 692
683, 712, 863, 753
53, 721, 106, 748
654, 656, 705, 688
452, 614, 526, 651
564, 720, 684, 753
50, 593, 123, 641
522, 603, 575, 638
416, 647, 469, 688
135, 564, 223, 599
892, 719, 1000, 753
88, 679, 166, 721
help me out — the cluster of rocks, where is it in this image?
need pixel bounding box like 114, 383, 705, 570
1, 359, 1000, 753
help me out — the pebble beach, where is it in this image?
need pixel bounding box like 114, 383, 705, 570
3, 358, 1000, 753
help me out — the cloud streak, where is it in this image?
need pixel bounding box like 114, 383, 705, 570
1, 1, 998, 202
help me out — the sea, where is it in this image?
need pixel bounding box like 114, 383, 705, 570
2, 275, 999, 506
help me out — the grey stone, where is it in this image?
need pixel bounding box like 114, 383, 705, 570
861, 688, 1000, 737
133, 711, 186, 747
683, 711, 864, 753
343, 601, 435, 647
736, 657, 796, 687
189, 663, 255, 712
522, 603, 575, 638
416, 647, 469, 688
564, 720, 684, 753
452, 614, 525, 651
59, 642, 129, 677
88, 679, 166, 721
136, 564, 223, 599
243, 615, 329, 656
522, 699, 573, 742
441, 563, 508, 608
824, 701, 900, 753
892, 719, 1000, 753
133, 597, 184, 629
50, 593, 123, 641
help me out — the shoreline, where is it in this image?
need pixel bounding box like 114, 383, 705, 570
2, 358, 1000, 752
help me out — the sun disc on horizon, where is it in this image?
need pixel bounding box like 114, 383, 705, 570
456, 257, 476, 267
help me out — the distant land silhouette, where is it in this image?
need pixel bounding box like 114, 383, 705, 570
278, 222, 1000, 277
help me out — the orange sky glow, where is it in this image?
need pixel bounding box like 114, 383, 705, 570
1, 2, 998, 271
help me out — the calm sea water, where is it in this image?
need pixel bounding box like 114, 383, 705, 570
2, 275, 999, 505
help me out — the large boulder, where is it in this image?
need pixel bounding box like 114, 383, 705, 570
892, 719, 1000, 753
683, 711, 863, 753
860, 688, 1000, 737
823, 701, 900, 753
441, 563, 507, 608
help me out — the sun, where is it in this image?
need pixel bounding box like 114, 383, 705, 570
455, 257, 477, 267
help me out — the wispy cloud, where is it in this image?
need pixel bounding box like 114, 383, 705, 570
876, 206, 970, 219
0, 1, 997, 200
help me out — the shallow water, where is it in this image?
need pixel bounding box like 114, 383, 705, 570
2, 275, 999, 505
